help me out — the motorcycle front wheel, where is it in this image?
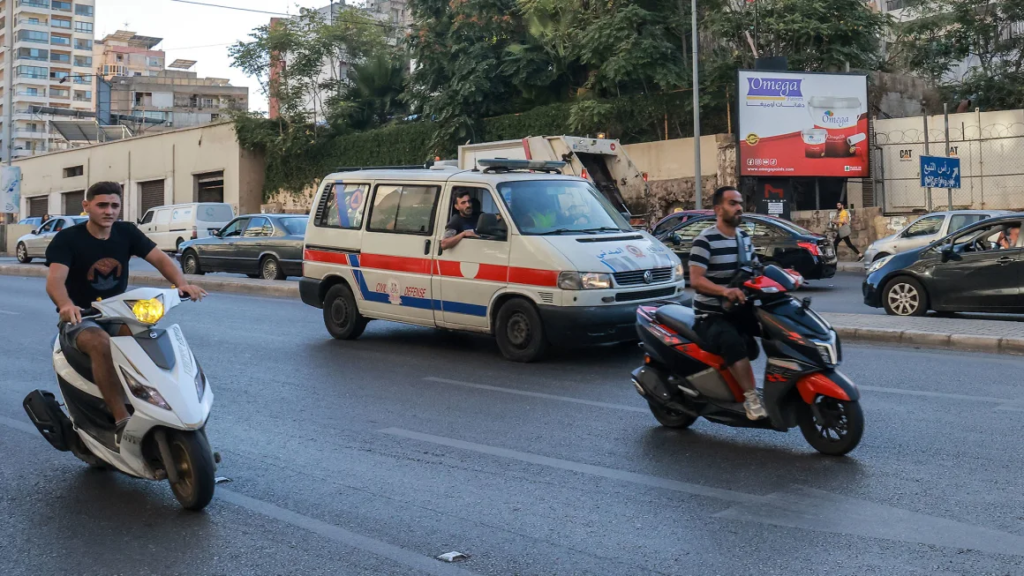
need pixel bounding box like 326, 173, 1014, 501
797, 396, 864, 456
168, 430, 216, 511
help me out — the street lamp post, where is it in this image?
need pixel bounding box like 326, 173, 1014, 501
692, 0, 702, 209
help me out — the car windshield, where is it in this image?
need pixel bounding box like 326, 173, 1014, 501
71, 217, 87, 225
495, 180, 630, 235
280, 216, 308, 235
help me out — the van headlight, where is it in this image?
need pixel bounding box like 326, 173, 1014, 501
557, 271, 612, 290
867, 256, 892, 274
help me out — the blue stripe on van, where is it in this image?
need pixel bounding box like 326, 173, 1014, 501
348, 257, 488, 318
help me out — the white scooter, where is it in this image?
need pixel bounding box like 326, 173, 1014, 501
23, 287, 218, 511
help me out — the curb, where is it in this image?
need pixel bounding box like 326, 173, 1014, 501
835, 262, 865, 273
833, 325, 1024, 356
0, 264, 300, 299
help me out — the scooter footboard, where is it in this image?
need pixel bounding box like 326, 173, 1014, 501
796, 371, 860, 403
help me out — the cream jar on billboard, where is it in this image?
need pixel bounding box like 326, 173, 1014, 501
808, 96, 862, 157
801, 129, 827, 158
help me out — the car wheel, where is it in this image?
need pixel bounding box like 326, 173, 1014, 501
323, 284, 368, 340
495, 298, 547, 362
882, 277, 927, 316
181, 250, 205, 276
260, 256, 285, 280
16, 242, 31, 264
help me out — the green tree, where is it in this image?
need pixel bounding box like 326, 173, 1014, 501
895, 0, 1024, 109
340, 52, 410, 131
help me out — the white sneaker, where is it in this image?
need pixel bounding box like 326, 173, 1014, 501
744, 390, 768, 420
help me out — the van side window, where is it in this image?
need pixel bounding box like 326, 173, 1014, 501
317, 183, 369, 230
368, 184, 441, 235
140, 210, 154, 224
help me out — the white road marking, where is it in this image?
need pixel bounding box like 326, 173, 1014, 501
0, 308, 20, 315
424, 377, 647, 413
383, 427, 1024, 556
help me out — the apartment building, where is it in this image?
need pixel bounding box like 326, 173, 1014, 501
0, 0, 97, 160
94, 29, 164, 80
107, 68, 248, 134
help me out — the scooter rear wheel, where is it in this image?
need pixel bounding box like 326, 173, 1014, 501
168, 430, 216, 511
798, 396, 864, 456
647, 401, 698, 429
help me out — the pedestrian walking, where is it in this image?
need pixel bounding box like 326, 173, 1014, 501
832, 202, 863, 262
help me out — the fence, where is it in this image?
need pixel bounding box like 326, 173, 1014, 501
872, 108, 1024, 214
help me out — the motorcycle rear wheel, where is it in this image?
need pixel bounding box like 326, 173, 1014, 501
798, 396, 864, 456
168, 430, 216, 511
647, 401, 698, 429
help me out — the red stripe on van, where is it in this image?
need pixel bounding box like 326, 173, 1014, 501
304, 249, 348, 266
509, 267, 558, 287
305, 249, 558, 287
359, 253, 433, 275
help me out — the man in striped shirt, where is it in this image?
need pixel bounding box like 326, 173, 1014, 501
688, 186, 767, 420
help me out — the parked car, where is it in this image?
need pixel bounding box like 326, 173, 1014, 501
863, 214, 1024, 316
862, 210, 1010, 269
18, 217, 43, 227
15, 216, 87, 263
138, 202, 235, 252
650, 210, 714, 237
663, 214, 837, 280
178, 214, 308, 280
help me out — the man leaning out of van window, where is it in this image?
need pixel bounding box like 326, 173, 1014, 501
441, 189, 479, 250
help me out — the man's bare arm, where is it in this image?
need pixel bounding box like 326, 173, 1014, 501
689, 265, 745, 304
46, 263, 82, 323
144, 247, 206, 300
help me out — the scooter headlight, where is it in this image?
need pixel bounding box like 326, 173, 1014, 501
120, 367, 171, 410
194, 358, 207, 401
128, 297, 165, 324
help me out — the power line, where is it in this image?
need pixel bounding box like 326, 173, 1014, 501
169, 0, 412, 29
162, 42, 234, 51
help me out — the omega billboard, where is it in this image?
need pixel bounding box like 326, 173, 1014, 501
738, 70, 869, 178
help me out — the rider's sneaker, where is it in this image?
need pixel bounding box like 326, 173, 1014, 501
856, 254, 865, 262
744, 390, 768, 420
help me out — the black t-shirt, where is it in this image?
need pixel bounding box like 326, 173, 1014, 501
445, 213, 479, 236
45, 221, 157, 308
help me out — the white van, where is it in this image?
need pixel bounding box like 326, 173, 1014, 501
138, 203, 234, 252
299, 160, 685, 362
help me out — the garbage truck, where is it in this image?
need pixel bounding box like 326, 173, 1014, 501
458, 136, 651, 227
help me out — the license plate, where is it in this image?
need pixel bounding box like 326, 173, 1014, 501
824, 247, 835, 257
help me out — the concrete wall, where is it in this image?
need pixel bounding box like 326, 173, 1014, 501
624, 134, 737, 218
3, 224, 35, 255
789, 207, 916, 261
14, 123, 263, 221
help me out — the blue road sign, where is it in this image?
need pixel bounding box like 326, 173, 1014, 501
920, 155, 961, 189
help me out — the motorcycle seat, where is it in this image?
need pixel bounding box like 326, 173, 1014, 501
655, 304, 710, 349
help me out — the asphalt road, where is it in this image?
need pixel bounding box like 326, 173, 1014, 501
1, 275, 1023, 575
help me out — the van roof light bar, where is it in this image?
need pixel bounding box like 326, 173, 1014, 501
334, 163, 433, 172
477, 158, 567, 174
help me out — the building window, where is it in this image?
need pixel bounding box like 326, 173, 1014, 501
50, 70, 70, 81
51, 88, 70, 98
886, 0, 903, 9
74, 21, 93, 33
74, 4, 94, 17
72, 73, 89, 84
18, 48, 49, 62
26, 17, 42, 25
74, 90, 91, 102
51, 35, 71, 46
64, 165, 84, 178
19, 0, 50, 8
74, 38, 92, 50
73, 56, 91, 67
147, 57, 162, 67
52, 0, 72, 10
51, 18, 72, 29
17, 30, 49, 44
51, 52, 71, 63
17, 65, 48, 79
24, 87, 40, 96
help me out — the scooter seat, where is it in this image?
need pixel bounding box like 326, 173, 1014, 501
58, 327, 94, 383
655, 304, 709, 349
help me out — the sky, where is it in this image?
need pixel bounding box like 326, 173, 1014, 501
95, 0, 352, 114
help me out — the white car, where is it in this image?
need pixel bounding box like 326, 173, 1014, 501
863, 210, 1011, 269
16, 216, 88, 263
137, 202, 234, 252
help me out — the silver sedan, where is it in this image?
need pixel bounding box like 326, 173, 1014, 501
15, 216, 87, 263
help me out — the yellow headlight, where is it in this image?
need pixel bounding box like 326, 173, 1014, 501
132, 298, 165, 324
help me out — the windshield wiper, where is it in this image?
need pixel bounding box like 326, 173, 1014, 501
577, 227, 624, 233
537, 228, 579, 235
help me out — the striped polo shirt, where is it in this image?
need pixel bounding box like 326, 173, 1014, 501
688, 224, 755, 314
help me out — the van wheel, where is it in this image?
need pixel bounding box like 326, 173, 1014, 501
181, 250, 205, 275
175, 238, 184, 251
495, 298, 547, 362
16, 242, 31, 263
323, 284, 367, 340
260, 256, 285, 280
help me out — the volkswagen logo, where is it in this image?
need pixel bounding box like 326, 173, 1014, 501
643, 270, 654, 284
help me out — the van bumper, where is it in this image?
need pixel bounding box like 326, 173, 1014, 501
299, 277, 323, 308
538, 302, 673, 346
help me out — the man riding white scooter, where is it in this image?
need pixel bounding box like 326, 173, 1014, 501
44, 181, 206, 443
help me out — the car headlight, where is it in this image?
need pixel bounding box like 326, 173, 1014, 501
120, 367, 172, 410
128, 297, 165, 324
867, 255, 893, 274
673, 263, 684, 279
557, 271, 612, 290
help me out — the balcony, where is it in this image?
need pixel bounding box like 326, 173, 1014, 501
12, 92, 47, 104
12, 149, 36, 159
16, 0, 51, 9
15, 129, 47, 139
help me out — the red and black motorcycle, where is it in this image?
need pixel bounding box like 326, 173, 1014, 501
631, 264, 864, 456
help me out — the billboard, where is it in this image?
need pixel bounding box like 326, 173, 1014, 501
738, 71, 869, 178
1, 166, 21, 214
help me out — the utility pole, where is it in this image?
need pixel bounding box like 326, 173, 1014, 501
2, 0, 13, 223
692, 0, 702, 209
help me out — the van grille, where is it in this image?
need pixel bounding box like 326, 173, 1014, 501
615, 287, 676, 302
613, 268, 672, 286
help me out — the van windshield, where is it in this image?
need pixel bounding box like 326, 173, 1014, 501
197, 205, 233, 222
496, 180, 630, 235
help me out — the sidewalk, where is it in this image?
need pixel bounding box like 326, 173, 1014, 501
2, 263, 1020, 355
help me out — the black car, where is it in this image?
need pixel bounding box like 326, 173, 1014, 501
179, 214, 308, 280
660, 214, 838, 280
863, 214, 1023, 316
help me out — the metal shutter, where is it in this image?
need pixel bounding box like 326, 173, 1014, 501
139, 180, 165, 214
63, 191, 84, 215
28, 196, 48, 217
196, 172, 224, 204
